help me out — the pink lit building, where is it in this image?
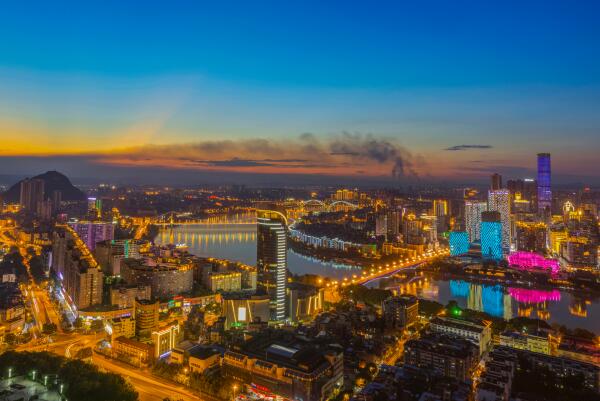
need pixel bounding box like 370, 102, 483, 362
507, 251, 560, 275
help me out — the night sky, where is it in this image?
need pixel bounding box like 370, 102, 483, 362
1, 1, 599, 185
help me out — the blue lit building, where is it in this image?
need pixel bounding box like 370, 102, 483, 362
537, 153, 551, 215
480, 211, 503, 261
449, 231, 470, 256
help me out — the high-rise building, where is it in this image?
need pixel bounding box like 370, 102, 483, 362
537, 153, 552, 215
135, 299, 159, 338
433, 199, 449, 233
481, 211, 503, 261
488, 189, 511, 251
386, 209, 402, 240
449, 231, 470, 256
491, 173, 503, 190
19, 178, 45, 212
375, 213, 388, 237
87, 197, 102, 218
94, 239, 141, 276
68, 221, 115, 251
54, 227, 104, 309
257, 210, 287, 321
382, 295, 419, 330
515, 222, 547, 253
465, 200, 487, 243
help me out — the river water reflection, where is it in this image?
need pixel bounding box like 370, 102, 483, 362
156, 223, 599, 332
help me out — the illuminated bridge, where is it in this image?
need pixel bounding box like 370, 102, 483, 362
326, 248, 450, 290
302, 199, 359, 213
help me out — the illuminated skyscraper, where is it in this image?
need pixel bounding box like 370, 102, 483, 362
465, 200, 487, 243
88, 197, 102, 218
433, 199, 449, 233
488, 189, 511, 251
257, 209, 287, 321
481, 211, 503, 261
449, 231, 469, 256
537, 153, 552, 215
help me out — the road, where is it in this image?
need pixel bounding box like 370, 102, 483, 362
92, 353, 204, 401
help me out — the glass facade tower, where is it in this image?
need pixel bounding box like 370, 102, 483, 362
537, 153, 551, 215
257, 209, 288, 321
481, 211, 503, 261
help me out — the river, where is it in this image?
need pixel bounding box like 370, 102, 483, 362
155, 223, 600, 332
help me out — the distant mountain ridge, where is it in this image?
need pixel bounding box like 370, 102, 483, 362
2, 171, 86, 203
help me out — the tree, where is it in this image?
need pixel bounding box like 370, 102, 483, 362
42, 323, 57, 335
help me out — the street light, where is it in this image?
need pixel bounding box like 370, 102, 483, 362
232, 384, 239, 400
8, 368, 12, 378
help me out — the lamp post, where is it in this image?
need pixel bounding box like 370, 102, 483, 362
232, 384, 238, 401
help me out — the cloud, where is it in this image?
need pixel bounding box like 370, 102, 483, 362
444, 144, 493, 151
90, 133, 424, 178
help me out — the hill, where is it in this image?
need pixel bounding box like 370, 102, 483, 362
2, 171, 86, 203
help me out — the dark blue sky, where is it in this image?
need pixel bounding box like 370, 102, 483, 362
1, 1, 599, 184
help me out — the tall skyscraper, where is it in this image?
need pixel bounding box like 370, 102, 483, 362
19, 178, 45, 212
537, 153, 551, 214
465, 200, 487, 243
490, 173, 503, 190
488, 189, 511, 251
433, 199, 449, 233
449, 231, 470, 256
88, 197, 102, 218
386, 209, 402, 240
257, 209, 287, 321
481, 211, 503, 261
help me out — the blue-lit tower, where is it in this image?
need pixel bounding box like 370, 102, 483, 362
537, 153, 551, 215
449, 231, 470, 256
480, 211, 502, 261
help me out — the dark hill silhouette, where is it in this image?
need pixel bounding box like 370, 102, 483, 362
2, 171, 86, 203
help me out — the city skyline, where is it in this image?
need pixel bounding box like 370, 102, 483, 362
1, 2, 600, 185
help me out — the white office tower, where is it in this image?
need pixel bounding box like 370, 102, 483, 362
488, 189, 511, 251
257, 210, 288, 322
465, 200, 487, 242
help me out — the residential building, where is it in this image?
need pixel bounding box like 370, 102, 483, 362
68, 221, 115, 251
499, 331, 550, 355
382, 295, 418, 330
404, 334, 479, 381
121, 257, 194, 299
430, 316, 492, 354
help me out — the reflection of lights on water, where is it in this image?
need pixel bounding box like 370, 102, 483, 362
289, 250, 361, 271
569, 299, 590, 318
507, 288, 561, 303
